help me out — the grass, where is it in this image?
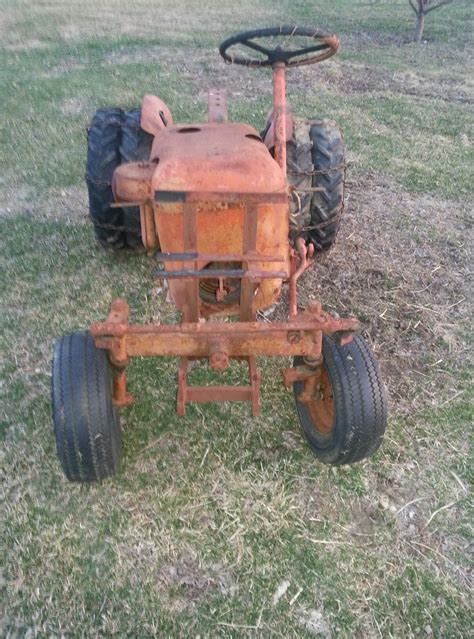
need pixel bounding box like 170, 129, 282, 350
1, 1, 473, 636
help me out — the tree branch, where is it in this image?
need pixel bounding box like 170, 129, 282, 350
408, 0, 419, 13
426, 0, 455, 13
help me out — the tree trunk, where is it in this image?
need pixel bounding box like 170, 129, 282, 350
415, 10, 426, 42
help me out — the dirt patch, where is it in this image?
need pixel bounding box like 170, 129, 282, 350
3, 39, 50, 52
157, 556, 236, 600
102, 43, 473, 105
391, 69, 474, 104
103, 44, 265, 103
349, 497, 382, 538
115, 541, 236, 605
297, 605, 331, 638
103, 45, 170, 66
0, 184, 88, 221
268, 174, 472, 414
344, 30, 409, 49
0, 183, 37, 219
43, 60, 86, 79
306, 62, 474, 104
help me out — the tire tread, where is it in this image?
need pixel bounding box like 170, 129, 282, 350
286, 118, 345, 252
86, 108, 126, 250
51, 331, 121, 482
293, 334, 387, 465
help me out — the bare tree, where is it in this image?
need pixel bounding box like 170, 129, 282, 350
409, 0, 455, 42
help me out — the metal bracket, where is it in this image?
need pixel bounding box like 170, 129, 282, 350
177, 356, 261, 416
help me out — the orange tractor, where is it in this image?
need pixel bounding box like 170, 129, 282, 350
52, 27, 387, 482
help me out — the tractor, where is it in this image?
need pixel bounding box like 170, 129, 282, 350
51, 27, 387, 482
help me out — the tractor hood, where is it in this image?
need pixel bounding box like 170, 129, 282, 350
149, 122, 286, 194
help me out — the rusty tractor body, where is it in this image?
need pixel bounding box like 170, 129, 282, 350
113, 120, 290, 318
52, 26, 387, 482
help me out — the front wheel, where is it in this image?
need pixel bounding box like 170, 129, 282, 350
293, 334, 387, 465
51, 331, 121, 482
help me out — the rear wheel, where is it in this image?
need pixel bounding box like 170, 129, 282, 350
119, 108, 154, 248
288, 119, 345, 252
51, 331, 121, 482
86, 108, 126, 250
293, 334, 387, 465
86, 107, 153, 250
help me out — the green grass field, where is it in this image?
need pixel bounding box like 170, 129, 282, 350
1, 1, 473, 636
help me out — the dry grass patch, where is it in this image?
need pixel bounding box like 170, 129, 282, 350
266, 173, 472, 414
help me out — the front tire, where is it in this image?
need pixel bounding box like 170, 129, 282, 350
51, 331, 121, 482
293, 334, 387, 465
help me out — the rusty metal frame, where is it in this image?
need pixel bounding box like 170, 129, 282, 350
91, 188, 358, 414
177, 355, 261, 416
154, 190, 287, 204
90, 297, 358, 411
272, 62, 287, 175
90, 156, 358, 415
153, 189, 288, 320
289, 237, 314, 317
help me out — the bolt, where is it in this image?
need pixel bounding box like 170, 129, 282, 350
209, 351, 229, 372
287, 331, 301, 344
303, 355, 322, 367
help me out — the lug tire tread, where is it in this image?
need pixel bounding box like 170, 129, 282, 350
287, 118, 345, 252
86, 108, 126, 249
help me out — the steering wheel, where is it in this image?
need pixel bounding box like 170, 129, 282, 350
219, 25, 339, 68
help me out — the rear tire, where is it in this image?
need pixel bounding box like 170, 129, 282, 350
287, 120, 313, 245
288, 119, 345, 252
119, 108, 154, 249
309, 120, 345, 252
51, 331, 121, 482
293, 334, 387, 465
86, 108, 126, 250
86, 107, 154, 250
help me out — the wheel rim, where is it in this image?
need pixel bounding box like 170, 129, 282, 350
199, 261, 242, 304
306, 368, 335, 436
